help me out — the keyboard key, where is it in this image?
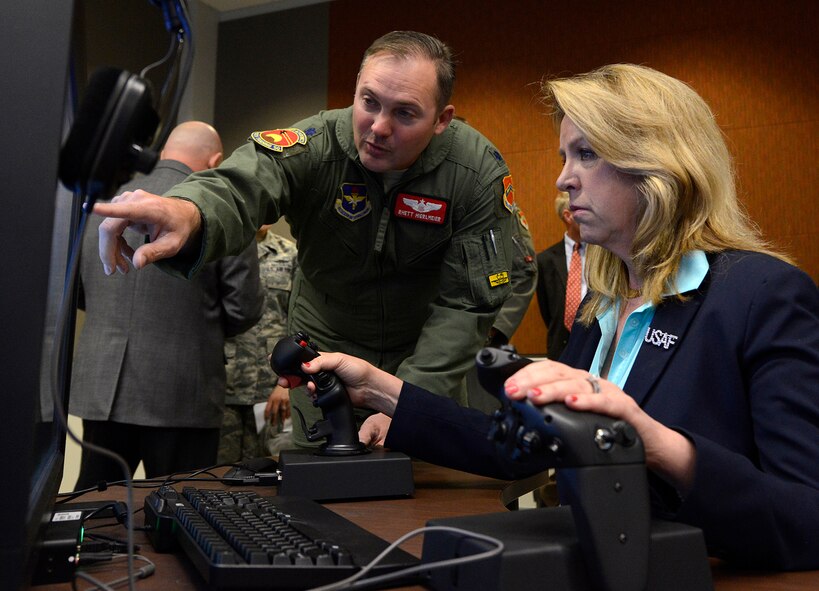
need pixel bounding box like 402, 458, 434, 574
272, 552, 291, 565
248, 551, 270, 565
335, 551, 353, 566
294, 553, 314, 566
214, 551, 238, 565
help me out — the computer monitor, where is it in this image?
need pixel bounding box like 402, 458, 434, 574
1, 1, 189, 586
0, 2, 80, 589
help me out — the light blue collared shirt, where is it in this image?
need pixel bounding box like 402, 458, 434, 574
588, 250, 709, 388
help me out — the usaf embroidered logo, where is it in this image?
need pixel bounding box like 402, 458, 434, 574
336, 183, 371, 221
644, 327, 679, 350
394, 193, 447, 225
251, 128, 307, 152
502, 175, 515, 213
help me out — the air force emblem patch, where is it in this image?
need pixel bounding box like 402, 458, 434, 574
251, 128, 307, 152
336, 183, 371, 221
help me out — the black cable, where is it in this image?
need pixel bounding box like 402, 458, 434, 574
150, 0, 193, 152
138, 32, 177, 80
159, 462, 237, 487
55, 471, 230, 502
82, 532, 138, 554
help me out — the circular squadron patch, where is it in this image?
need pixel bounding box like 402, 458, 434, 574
251, 128, 308, 152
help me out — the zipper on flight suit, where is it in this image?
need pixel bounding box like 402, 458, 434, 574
356, 167, 390, 368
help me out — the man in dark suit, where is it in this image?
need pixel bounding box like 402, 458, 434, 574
535, 192, 585, 359
70, 122, 264, 489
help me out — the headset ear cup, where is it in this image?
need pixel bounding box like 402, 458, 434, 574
59, 67, 159, 199
59, 67, 123, 191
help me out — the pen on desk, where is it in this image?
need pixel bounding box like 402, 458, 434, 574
489, 229, 498, 255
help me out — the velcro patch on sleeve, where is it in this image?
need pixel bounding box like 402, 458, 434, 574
251, 128, 308, 152
516, 207, 530, 230
488, 271, 510, 287
502, 175, 515, 213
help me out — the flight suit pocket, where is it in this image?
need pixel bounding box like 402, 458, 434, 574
317, 197, 365, 258
397, 223, 453, 273
460, 229, 511, 308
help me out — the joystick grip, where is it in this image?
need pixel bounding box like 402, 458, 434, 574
270, 331, 319, 388
476, 345, 645, 466
475, 345, 532, 400
270, 332, 367, 456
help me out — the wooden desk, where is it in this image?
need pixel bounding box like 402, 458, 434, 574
38, 461, 819, 591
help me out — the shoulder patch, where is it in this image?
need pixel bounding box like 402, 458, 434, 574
516, 207, 530, 231
502, 175, 515, 213
251, 128, 308, 152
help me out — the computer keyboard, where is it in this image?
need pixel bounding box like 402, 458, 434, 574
144, 485, 419, 590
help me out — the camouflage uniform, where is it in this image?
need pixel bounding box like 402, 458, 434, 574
217, 232, 298, 463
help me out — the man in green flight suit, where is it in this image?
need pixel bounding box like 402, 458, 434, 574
94, 30, 536, 448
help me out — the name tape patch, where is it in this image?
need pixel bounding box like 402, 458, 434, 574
394, 193, 447, 225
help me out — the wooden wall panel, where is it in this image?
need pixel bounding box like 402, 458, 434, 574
328, 0, 819, 355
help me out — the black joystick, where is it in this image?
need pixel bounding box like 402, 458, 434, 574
270, 332, 367, 456
475, 345, 643, 467
475, 345, 652, 591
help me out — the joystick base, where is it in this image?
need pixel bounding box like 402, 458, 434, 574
422, 507, 712, 591
277, 448, 414, 501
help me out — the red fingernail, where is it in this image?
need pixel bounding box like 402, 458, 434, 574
302, 361, 311, 367
505, 383, 519, 395
529, 387, 542, 397
568, 395, 578, 403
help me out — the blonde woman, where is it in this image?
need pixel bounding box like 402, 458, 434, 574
286, 65, 819, 570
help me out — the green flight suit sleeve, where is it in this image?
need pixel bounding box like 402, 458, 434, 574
157, 140, 311, 279
489, 205, 538, 344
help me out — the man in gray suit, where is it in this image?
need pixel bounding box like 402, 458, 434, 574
70, 122, 264, 489
535, 192, 586, 360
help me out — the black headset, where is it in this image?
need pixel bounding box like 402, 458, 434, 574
59, 0, 193, 205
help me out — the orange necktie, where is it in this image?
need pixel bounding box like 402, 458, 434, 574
564, 242, 582, 331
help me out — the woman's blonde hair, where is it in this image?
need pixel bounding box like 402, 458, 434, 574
541, 64, 789, 323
